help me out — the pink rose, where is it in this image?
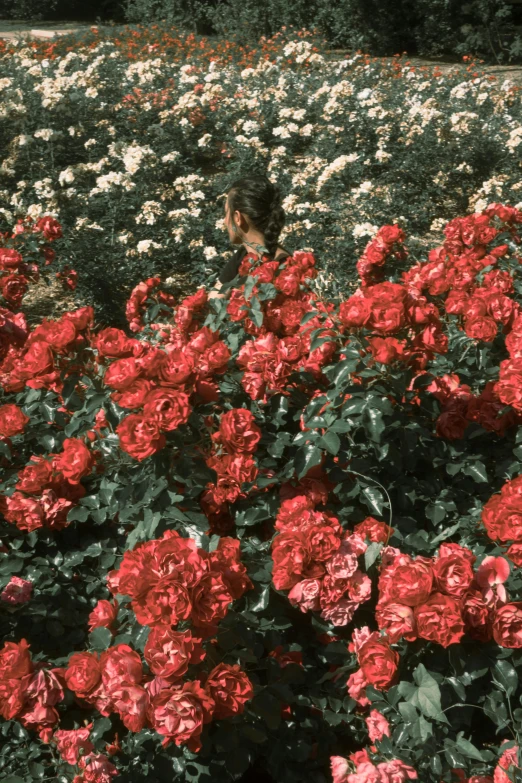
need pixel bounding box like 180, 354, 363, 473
1, 576, 32, 605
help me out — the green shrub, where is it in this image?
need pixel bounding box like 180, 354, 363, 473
0, 0, 59, 21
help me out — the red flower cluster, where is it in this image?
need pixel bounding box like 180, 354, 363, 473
375, 544, 511, 647
495, 310, 522, 413
125, 276, 176, 333
0, 214, 63, 312
331, 749, 417, 783
426, 373, 519, 439
0, 306, 94, 395
98, 299, 231, 460
237, 325, 336, 402
271, 496, 391, 626
201, 408, 262, 532
106, 530, 252, 631
1, 437, 95, 532
0, 402, 29, 438
65, 643, 253, 750
339, 279, 448, 371
346, 627, 399, 706
0, 639, 65, 741
481, 474, 522, 564
355, 224, 408, 286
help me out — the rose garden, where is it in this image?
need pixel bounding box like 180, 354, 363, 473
1, 20, 522, 783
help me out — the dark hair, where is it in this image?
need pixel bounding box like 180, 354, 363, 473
227, 172, 286, 261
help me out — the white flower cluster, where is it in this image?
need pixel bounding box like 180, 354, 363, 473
135, 201, 165, 225
316, 154, 360, 193
137, 239, 163, 254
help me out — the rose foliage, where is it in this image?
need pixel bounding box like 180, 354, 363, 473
2, 205, 522, 782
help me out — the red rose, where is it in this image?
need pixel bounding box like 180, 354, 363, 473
94, 327, 135, 357
433, 553, 474, 597
88, 600, 119, 632
0, 639, 33, 680
104, 357, 141, 391
53, 438, 94, 484
157, 349, 195, 386
436, 410, 469, 440
492, 602, 522, 648
143, 388, 191, 431
0, 403, 29, 437
378, 225, 404, 245
414, 592, 465, 647
0, 678, 29, 720
78, 753, 118, 781
151, 681, 215, 751
464, 316, 498, 342
0, 248, 23, 268
112, 379, 154, 409
288, 578, 322, 612
144, 628, 204, 681
375, 601, 417, 643
208, 537, 253, 599
1, 576, 32, 605
15, 458, 53, 494
191, 572, 233, 627
494, 744, 519, 783
34, 318, 77, 353
1, 274, 28, 305
354, 517, 394, 544
116, 414, 166, 460
16, 341, 54, 380
216, 409, 261, 454
134, 576, 192, 627
339, 295, 373, 328
368, 337, 405, 364
111, 684, 149, 732
100, 645, 142, 692
305, 524, 341, 562
460, 587, 492, 642
65, 652, 101, 696
54, 727, 94, 765
272, 532, 311, 590
35, 216, 62, 241
381, 558, 434, 607
358, 637, 399, 690
4, 493, 45, 532
205, 663, 254, 718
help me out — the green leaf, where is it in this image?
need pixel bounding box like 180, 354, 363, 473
493, 659, 518, 696
462, 461, 488, 483
398, 665, 449, 725
294, 443, 322, 479
364, 541, 383, 569
365, 407, 385, 442
319, 431, 340, 455
67, 506, 90, 523
455, 736, 485, 762
425, 502, 446, 524
89, 626, 112, 651
362, 486, 384, 516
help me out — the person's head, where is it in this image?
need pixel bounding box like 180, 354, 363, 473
223, 173, 286, 260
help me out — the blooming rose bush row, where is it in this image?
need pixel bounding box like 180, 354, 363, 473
2, 204, 522, 781
2, 24, 522, 328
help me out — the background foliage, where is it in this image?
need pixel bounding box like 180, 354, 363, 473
1, 0, 522, 64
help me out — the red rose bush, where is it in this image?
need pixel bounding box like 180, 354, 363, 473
3, 205, 522, 781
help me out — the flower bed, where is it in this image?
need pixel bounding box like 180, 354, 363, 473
0, 25, 521, 324
2, 201, 522, 781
